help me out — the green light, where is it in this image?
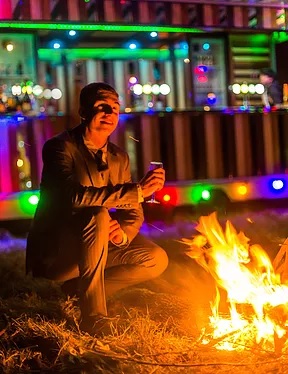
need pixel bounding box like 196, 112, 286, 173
231, 47, 270, 55
202, 190, 211, 201
189, 185, 212, 204
273, 31, 288, 44
19, 191, 40, 215
249, 34, 269, 46
233, 56, 269, 63
38, 47, 188, 62
0, 21, 203, 34
28, 194, 39, 205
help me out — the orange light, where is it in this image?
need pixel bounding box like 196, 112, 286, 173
163, 194, 171, 202
237, 185, 247, 196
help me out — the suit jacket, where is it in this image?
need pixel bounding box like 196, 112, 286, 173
267, 80, 283, 106
26, 123, 144, 274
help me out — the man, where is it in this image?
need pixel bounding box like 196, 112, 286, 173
26, 82, 168, 335
259, 68, 283, 108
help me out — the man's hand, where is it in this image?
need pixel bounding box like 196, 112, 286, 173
139, 167, 165, 199
109, 219, 125, 245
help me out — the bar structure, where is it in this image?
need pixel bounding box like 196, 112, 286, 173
1, 109, 288, 194
1, 0, 288, 199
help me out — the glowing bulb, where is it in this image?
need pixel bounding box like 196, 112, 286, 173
202, 190, 211, 200
237, 185, 248, 195
272, 180, 284, 190
53, 42, 61, 49
28, 195, 39, 205
43, 89, 52, 99
151, 84, 160, 95
133, 84, 143, 95
32, 85, 43, 96
129, 76, 137, 84
69, 30, 76, 36
26, 86, 33, 95
232, 84, 241, 95
51, 88, 62, 100
17, 159, 24, 167
240, 83, 249, 94
12, 85, 21, 96
248, 84, 256, 94
129, 43, 137, 50
6, 42, 14, 52
159, 84, 170, 95
203, 43, 210, 50
142, 84, 152, 95
163, 194, 171, 202
255, 84, 265, 95
150, 32, 158, 38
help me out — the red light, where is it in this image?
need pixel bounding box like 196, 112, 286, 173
163, 194, 171, 202
155, 187, 178, 205
197, 76, 208, 83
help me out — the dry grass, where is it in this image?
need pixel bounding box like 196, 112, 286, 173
1, 208, 288, 373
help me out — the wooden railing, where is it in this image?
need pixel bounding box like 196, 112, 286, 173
0, 0, 287, 31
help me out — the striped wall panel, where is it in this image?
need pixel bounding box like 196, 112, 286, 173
1, 112, 288, 193
229, 34, 271, 107
112, 112, 287, 183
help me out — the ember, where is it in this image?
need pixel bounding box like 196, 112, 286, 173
183, 212, 288, 353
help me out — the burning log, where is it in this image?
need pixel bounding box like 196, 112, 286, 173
273, 237, 288, 283
182, 212, 288, 353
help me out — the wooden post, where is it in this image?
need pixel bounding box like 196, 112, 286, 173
173, 113, 193, 181
204, 114, 223, 178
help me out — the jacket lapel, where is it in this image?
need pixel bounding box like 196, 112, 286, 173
107, 143, 119, 186
69, 124, 98, 186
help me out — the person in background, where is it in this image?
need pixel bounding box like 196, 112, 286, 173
26, 82, 168, 336
259, 68, 283, 109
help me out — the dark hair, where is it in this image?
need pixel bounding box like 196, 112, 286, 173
79, 82, 118, 111
259, 68, 277, 80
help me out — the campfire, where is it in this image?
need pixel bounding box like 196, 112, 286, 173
183, 212, 288, 353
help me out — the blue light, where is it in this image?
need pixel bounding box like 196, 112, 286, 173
207, 97, 216, 105
179, 41, 188, 50
68, 30, 77, 36
150, 31, 158, 38
203, 43, 210, 51
129, 43, 137, 50
271, 179, 285, 191
53, 42, 61, 49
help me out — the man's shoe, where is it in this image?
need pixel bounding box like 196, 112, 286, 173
79, 315, 118, 337
61, 278, 80, 298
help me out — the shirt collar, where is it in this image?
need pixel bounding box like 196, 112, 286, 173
83, 135, 108, 154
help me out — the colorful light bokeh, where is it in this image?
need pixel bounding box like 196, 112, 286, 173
1, 176, 288, 221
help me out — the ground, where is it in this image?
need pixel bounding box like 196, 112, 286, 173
1, 208, 288, 373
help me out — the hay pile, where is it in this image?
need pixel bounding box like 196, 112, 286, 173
1, 209, 288, 373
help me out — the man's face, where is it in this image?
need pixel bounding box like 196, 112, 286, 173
259, 74, 273, 86
89, 90, 120, 136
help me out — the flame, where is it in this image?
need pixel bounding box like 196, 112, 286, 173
183, 212, 288, 352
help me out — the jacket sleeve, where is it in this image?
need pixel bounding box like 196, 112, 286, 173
41, 137, 141, 212
269, 83, 283, 105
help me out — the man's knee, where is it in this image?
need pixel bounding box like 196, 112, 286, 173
149, 244, 169, 277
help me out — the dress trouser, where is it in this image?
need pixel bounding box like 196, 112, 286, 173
45, 208, 168, 319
